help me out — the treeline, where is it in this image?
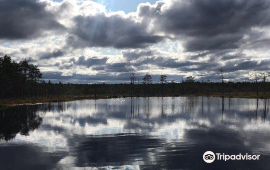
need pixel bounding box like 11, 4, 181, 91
0, 55, 42, 99
1, 55, 270, 100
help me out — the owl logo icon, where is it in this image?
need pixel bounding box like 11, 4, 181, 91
203, 151, 215, 163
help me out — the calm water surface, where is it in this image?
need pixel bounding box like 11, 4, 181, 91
1, 97, 270, 170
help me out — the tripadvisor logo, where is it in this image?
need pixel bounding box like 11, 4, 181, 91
203, 151, 216, 163
203, 151, 260, 163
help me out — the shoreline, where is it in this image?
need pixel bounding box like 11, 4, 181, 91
1, 93, 270, 109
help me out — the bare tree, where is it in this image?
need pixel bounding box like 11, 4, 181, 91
130, 73, 136, 96
260, 73, 269, 83
160, 74, 167, 95
249, 72, 260, 96
130, 73, 136, 84
219, 68, 225, 96
260, 72, 269, 93
219, 67, 224, 83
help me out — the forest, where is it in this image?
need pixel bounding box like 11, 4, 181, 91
1, 55, 270, 101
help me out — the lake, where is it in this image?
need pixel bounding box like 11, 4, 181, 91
1, 97, 270, 170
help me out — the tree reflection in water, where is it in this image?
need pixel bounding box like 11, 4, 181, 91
0, 102, 70, 141
0, 106, 42, 141
1, 98, 270, 170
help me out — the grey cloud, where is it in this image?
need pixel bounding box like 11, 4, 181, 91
64, 0, 270, 51
201, 71, 250, 82
93, 62, 133, 73
221, 55, 239, 61
123, 49, 217, 71
0, 0, 64, 40
189, 52, 211, 60
134, 56, 201, 69
42, 71, 131, 83
179, 62, 219, 72
139, 0, 270, 51
185, 34, 242, 51
52, 48, 270, 83
122, 49, 153, 61
40, 50, 65, 60
224, 60, 270, 72
67, 13, 164, 49
92, 66, 105, 71
72, 56, 108, 68
105, 63, 131, 73
55, 57, 132, 73
70, 56, 133, 73
3, 0, 270, 83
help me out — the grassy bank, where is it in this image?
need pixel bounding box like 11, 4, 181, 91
1, 92, 270, 109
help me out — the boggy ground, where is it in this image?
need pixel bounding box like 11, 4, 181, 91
1, 92, 270, 109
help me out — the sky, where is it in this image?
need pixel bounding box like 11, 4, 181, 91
92, 0, 158, 13
1, 0, 270, 83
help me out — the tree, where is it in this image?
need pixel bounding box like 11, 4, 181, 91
20, 59, 30, 78
249, 72, 260, 96
219, 67, 224, 83
143, 73, 152, 84
260, 73, 269, 83
143, 73, 152, 95
185, 76, 195, 83
130, 73, 136, 84
219, 67, 225, 95
260, 72, 269, 93
0, 55, 42, 98
160, 74, 167, 95
130, 73, 136, 96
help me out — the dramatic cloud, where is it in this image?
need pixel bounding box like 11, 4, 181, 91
122, 49, 154, 61
105, 63, 132, 73
138, 0, 270, 51
72, 56, 108, 68
224, 60, 270, 72
123, 49, 218, 71
0, 0, 64, 40
67, 12, 164, 49
40, 50, 65, 60
2, 0, 270, 83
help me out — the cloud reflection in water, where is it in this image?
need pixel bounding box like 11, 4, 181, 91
1, 97, 270, 169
